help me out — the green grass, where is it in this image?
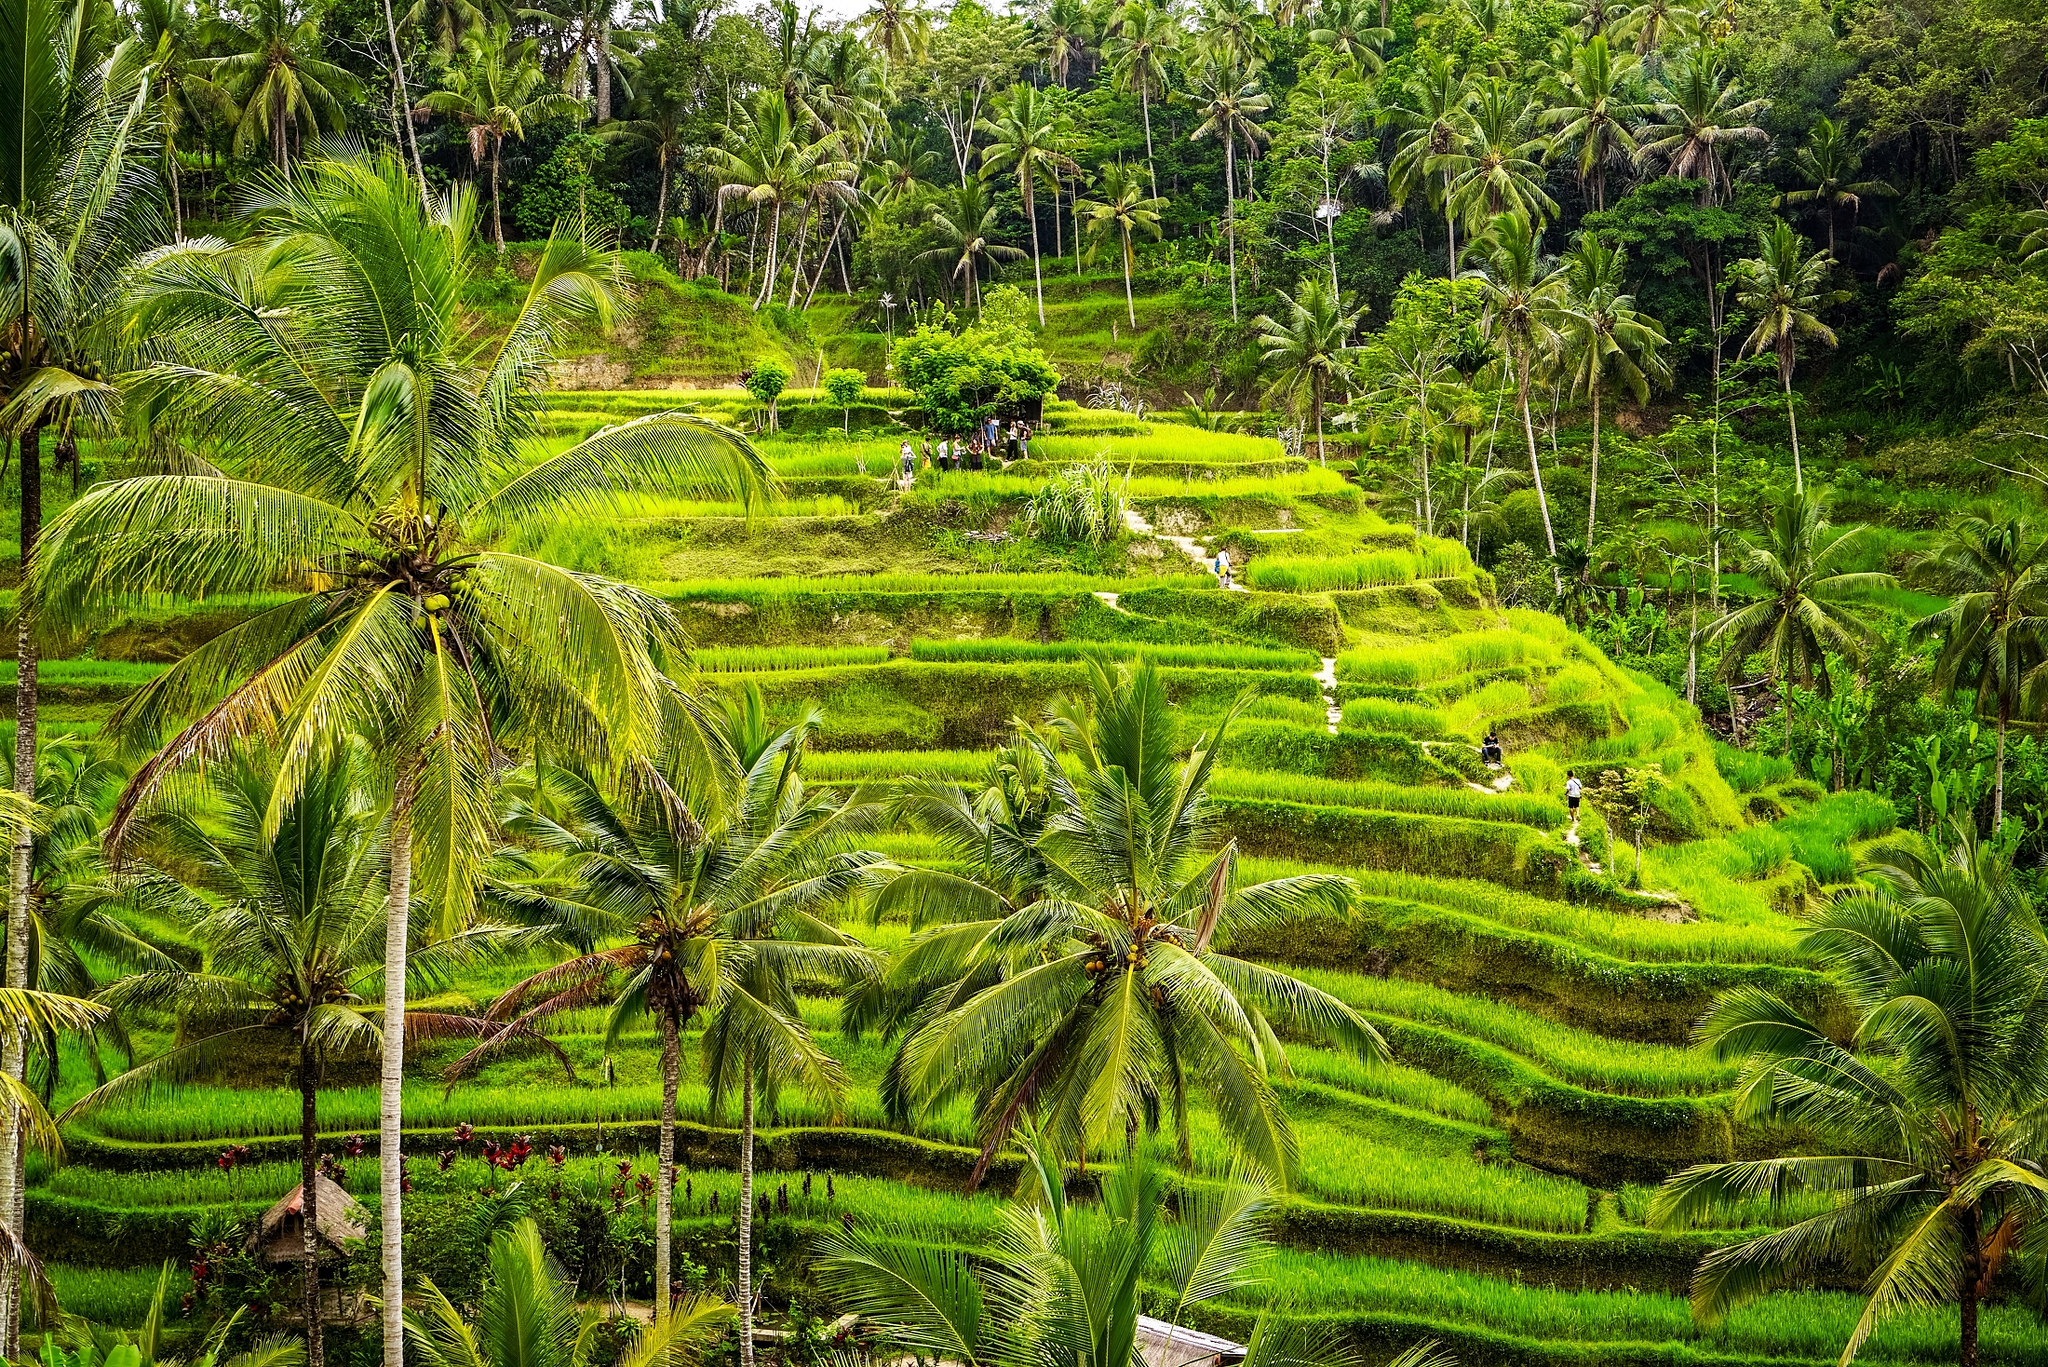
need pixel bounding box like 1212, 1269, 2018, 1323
1249, 544, 1474, 593
907, 639, 1318, 671
655, 572, 1215, 599
1209, 767, 1566, 828
1336, 628, 1563, 687
1338, 697, 1449, 738
694, 645, 893, 671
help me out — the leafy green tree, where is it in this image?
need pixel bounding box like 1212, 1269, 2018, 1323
1076, 162, 1166, 327
1542, 232, 1669, 543
862, 660, 1383, 1185
408, 1220, 731, 1367
1704, 487, 1892, 755
891, 317, 1060, 435
1775, 117, 1892, 259
452, 702, 883, 1339
1651, 828, 2048, 1367
744, 357, 793, 431
978, 83, 1066, 324
421, 24, 582, 250
1908, 516, 2048, 828
64, 753, 530, 1367
710, 93, 853, 311
1256, 275, 1364, 465
1729, 220, 1838, 491
30, 154, 774, 1367
202, 0, 360, 167
1186, 53, 1271, 321
822, 367, 866, 430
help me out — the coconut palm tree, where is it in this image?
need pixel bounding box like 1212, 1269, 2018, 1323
1776, 117, 1892, 262
1650, 827, 2048, 1367
1307, 0, 1390, 77
1037, 0, 1095, 84
1540, 34, 1649, 211
1385, 51, 1474, 281
596, 96, 691, 252
1186, 54, 1271, 321
409, 1220, 732, 1367
401, 0, 486, 61
62, 751, 540, 1367
420, 25, 583, 250
1106, 0, 1178, 193
978, 83, 1067, 324
1729, 220, 1839, 492
863, 661, 1383, 1186
1635, 50, 1766, 205
710, 94, 852, 310
1464, 213, 1563, 572
919, 180, 1025, 310
1703, 487, 1892, 755
859, 0, 930, 75
30, 153, 774, 1367
127, 0, 232, 236
1434, 78, 1556, 238
203, 0, 360, 167
1257, 276, 1364, 465
447, 699, 884, 1345
1077, 163, 1166, 327
821, 1129, 1451, 1367
1611, 0, 1696, 55
1908, 517, 2048, 828
1542, 231, 1669, 543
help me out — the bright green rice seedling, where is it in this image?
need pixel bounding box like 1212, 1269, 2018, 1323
1209, 768, 1565, 828
907, 639, 1318, 671
1339, 697, 1448, 738
694, 645, 892, 671
1773, 790, 1899, 884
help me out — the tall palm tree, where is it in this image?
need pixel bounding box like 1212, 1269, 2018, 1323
421, 25, 583, 250
1776, 117, 1892, 261
448, 700, 884, 1340
61, 752, 536, 1367
866, 124, 940, 208
1106, 0, 1178, 194
978, 83, 1066, 325
1257, 276, 1364, 465
1076, 163, 1166, 327
920, 180, 1025, 309
710, 94, 851, 311
1635, 50, 1766, 205
1464, 213, 1563, 570
401, 0, 485, 61
1651, 828, 2048, 1367
1908, 517, 2048, 827
1542, 232, 1669, 542
1703, 487, 1892, 755
863, 661, 1383, 1185
203, 0, 360, 167
1385, 51, 1473, 281
1434, 78, 1556, 237
1187, 54, 1271, 321
1540, 35, 1648, 212
1729, 220, 1838, 492
859, 0, 930, 76
127, 0, 231, 236
1306, 0, 1390, 77
1037, 0, 1095, 85
30, 154, 774, 1367
597, 96, 691, 252
409, 1220, 732, 1367
0, 0, 161, 1325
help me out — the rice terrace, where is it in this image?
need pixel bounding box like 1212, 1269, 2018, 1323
4, 0, 2048, 1366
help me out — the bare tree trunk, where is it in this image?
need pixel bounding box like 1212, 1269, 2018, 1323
1995, 694, 2009, 829
754, 203, 782, 311
1586, 383, 1601, 546
651, 151, 671, 252
1025, 172, 1045, 325
654, 1011, 679, 1320
491, 140, 505, 250
596, 12, 612, 122
381, 0, 428, 201
1782, 357, 1803, 492
1140, 83, 1157, 195
1121, 232, 1136, 327
738, 1066, 756, 1367
0, 425, 40, 1358
168, 149, 183, 237
301, 1039, 325, 1367
1517, 351, 1562, 595
1223, 137, 1238, 322
378, 770, 416, 1367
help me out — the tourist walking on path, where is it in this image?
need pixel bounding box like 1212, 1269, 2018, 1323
1565, 771, 1581, 833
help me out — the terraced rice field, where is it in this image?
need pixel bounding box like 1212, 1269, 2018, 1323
34, 395, 1953, 1366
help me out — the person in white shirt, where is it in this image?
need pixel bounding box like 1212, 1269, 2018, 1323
1565, 772, 1581, 832
1215, 548, 1232, 588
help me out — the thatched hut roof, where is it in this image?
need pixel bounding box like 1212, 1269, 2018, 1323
245, 1174, 367, 1263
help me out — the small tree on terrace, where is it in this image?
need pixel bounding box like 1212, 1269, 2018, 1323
822, 368, 866, 432
1257, 277, 1364, 465
744, 358, 793, 432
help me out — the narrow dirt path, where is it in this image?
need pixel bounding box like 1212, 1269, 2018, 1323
1315, 658, 1341, 734
1123, 506, 1247, 591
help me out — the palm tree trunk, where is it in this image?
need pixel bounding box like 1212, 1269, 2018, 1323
596, 16, 612, 122
1518, 351, 1562, 594
1121, 230, 1136, 328
168, 148, 183, 238
0, 424, 40, 1357
490, 139, 505, 251
1960, 1213, 1981, 1367
378, 770, 416, 1367
1024, 173, 1044, 326
1313, 376, 1325, 466
1223, 137, 1238, 323
1782, 355, 1802, 492
1140, 83, 1157, 195
755, 203, 782, 311
738, 1065, 757, 1367
1586, 383, 1601, 546
1995, 693, 2009, 828
381, 0, 428, 202
651, 150, 671, 253
301, 1037, 325, 1367
654, 1010, 680, 1321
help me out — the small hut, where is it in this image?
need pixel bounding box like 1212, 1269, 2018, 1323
1135, 1316, 1247, 1367
245, 1174, 366, 1265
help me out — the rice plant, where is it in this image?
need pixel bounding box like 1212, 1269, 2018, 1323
906, 639, 1317, 671
1023, 458, 1131, 545
693, 645, 892, 672
1209, 767, 1565, 828
1339, 697, 1449, 738
656, 572, 1216, 600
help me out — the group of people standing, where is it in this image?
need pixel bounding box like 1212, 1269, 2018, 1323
895, 417, 1035, 487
